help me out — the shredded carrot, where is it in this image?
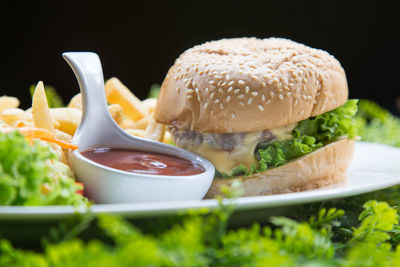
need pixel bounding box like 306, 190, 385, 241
16, 121, 28, 128
1, 127, 79, 150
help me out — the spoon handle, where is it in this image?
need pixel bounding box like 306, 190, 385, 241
63, 52, 119, 145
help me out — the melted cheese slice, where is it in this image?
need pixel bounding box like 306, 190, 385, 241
173, 123, 297, 175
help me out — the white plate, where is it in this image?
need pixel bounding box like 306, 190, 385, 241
1, 142, 400, 222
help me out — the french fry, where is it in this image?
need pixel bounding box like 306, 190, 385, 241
0, 108, 29, 126
141, 98, 157, 114
144, 118, 165, 142
54, 129, 73, 143
108, 104, 123, 125
125, 128, 146, 138
32, 81, 54, 132
105, 77, 148, 121
50, 107, 82, 135
68, 93, 82, 110
133, 114, 152, 130
0, 96, 20, 113
162, 130, 172, 144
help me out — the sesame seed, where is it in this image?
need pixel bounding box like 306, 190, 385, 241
266, 100, 271, 104
238, 80, 245, 85
303, 78, 308, 83
294, 99, 298, 105
283, 85, 290, 91
204, 103, 208, 110
238, 94, 244, 99
226, 74, 231, 80
214, 99, 220, 104
258, 105, 264, 111
270, 91, 275, 98
209, 80, 215, 85
186, 89, 194, 93
231, 113, 236, 119
261, 94, 266, 101
221, 71, 228, 75
279, 94, 284, 100
195, 88, 199, 93
268, 80, 273, 86
222, 82, 226, 86
205, 88, 209, 93
248, 97, 253, 104
228, 87, 233, 93
234, 89, 240, 94
302, 95, 308, 100
240, 101, 245, 106
228, 81, 234, 86
286, 92, 292, 96
210, 110, 214, 115
307, 95, 313, 100
218, 88, 224, 94
251, 92, 258, 96
217, 80, 222, 86
220, 103, 224, 110
214, 75, 221, 79
186, 95, 193, 99
197, 95, 201, 101
289, 83, 294, 87
210, 92, 215, 99
226, 95, 231, 102
262, 82, 267, 87
252, 75, 258, 80
245, 86, 250, 93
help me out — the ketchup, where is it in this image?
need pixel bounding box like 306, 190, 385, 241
81, 148, 205, 176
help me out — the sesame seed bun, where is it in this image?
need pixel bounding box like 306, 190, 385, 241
205, 138, 354, 198
154, 37, 348, 133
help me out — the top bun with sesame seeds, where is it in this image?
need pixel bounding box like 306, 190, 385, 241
154, 37, 348, 133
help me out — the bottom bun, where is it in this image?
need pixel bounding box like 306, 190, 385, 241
205, 138, 354, 198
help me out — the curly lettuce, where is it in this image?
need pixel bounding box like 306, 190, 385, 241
226, 100, 358, 177
0, 130, 86, 206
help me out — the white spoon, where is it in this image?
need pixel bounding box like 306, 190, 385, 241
63, 52, 215, 204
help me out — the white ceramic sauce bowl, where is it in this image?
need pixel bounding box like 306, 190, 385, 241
63, 52, 215, 204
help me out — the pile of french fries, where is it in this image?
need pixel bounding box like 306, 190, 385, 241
0, 77, 170, 162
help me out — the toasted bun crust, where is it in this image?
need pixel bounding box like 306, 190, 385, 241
205, 138, 354, 198
154, 38, 348, 133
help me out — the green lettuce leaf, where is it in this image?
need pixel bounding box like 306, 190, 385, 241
227, 100, 358, 177
0, 130, 87, 206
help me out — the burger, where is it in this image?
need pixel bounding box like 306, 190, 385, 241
154, 37, 357, 197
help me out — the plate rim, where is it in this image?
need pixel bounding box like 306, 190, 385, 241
1, 141, 399, 221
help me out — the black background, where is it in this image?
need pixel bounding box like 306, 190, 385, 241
1, 0, 399, 114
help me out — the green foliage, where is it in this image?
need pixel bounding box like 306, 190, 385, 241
30, 84, 64, 108
0, 131, 87, 206
148, 83, 161, 99
355, 99, 400, 147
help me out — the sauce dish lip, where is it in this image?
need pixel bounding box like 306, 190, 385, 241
70, 143, 215, 181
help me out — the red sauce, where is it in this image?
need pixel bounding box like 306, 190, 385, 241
81, 148, 205, 176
